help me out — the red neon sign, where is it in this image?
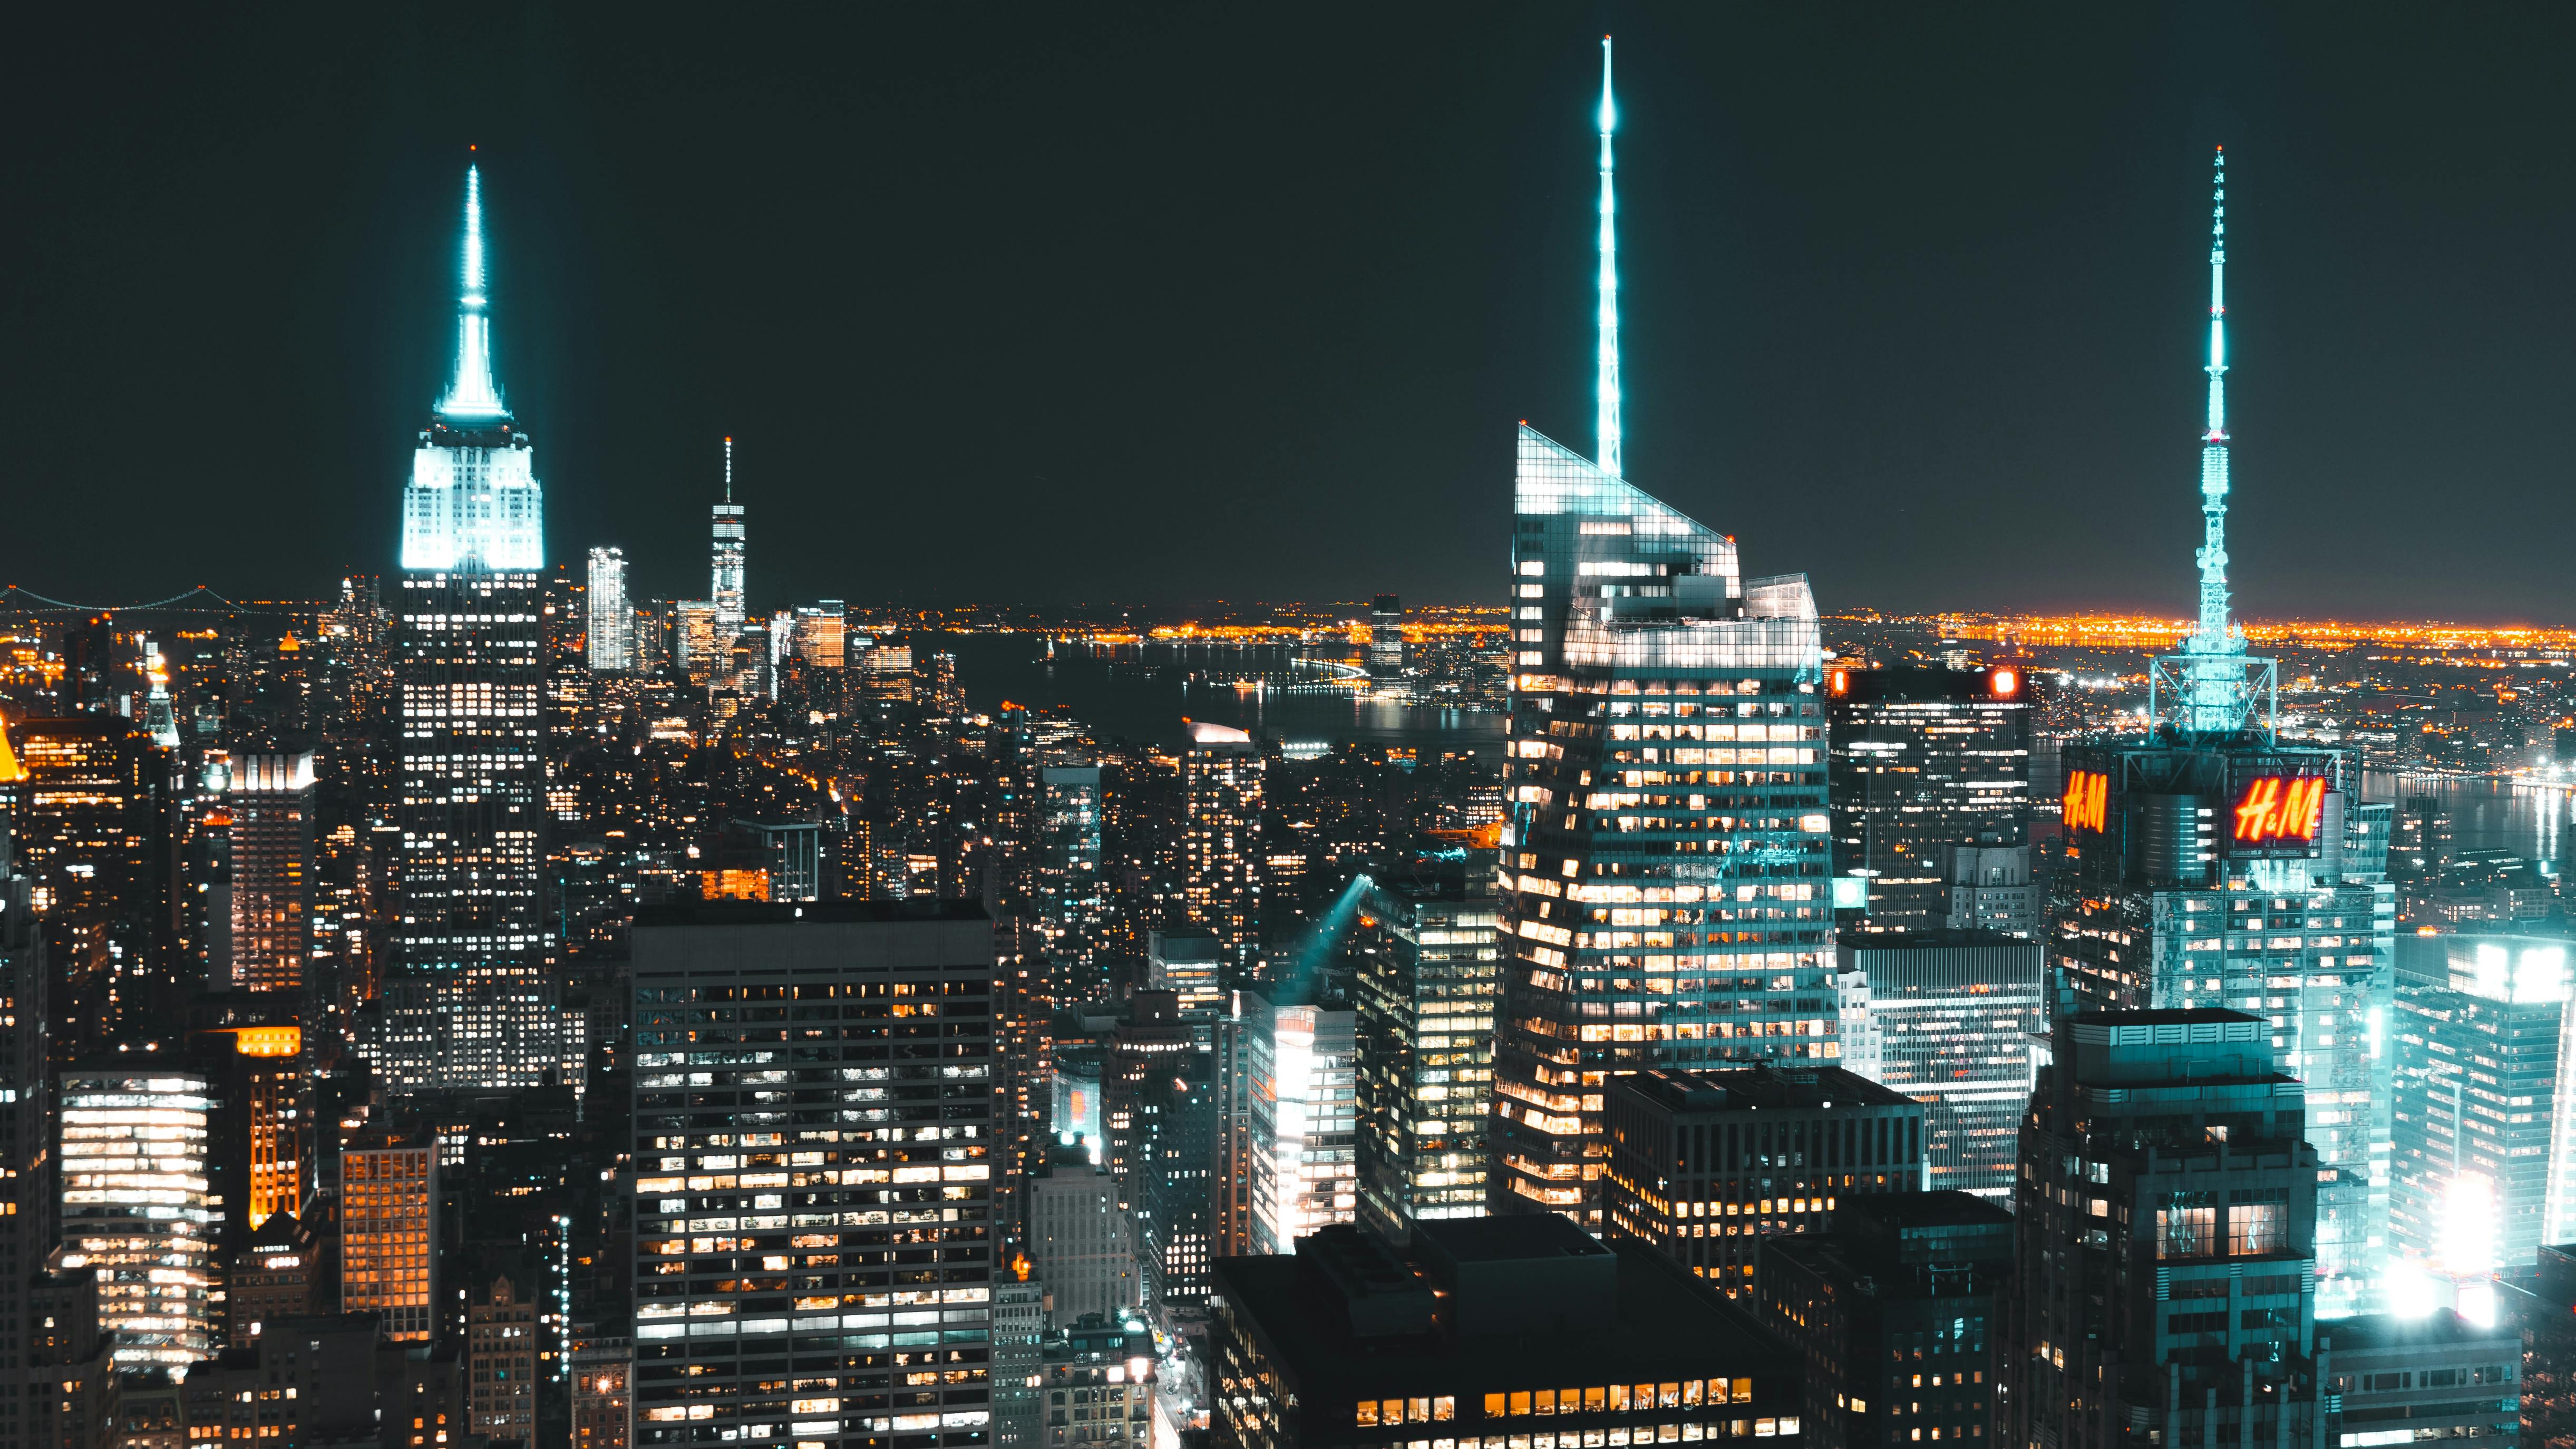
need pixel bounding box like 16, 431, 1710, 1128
2063, 770, 2108, 832
2233, 776, 2326, 844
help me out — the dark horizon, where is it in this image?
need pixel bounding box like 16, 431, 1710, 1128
8, 5, 2576, 621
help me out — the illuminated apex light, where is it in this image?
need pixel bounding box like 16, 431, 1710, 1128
1595, 35, 1622, 477
438, 166, 507, 422
402, 162, 544, 572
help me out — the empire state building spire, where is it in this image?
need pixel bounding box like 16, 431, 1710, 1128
437, 164, 508, 421
1595, 35, 1622, 478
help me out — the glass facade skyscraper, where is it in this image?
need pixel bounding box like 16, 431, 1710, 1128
1353, 875, 1500, 1237
1184, 723, 1263, 980
1494, 428, 1832, 1222
588, 546, 633, 673
59, 1066, 215, 1368
382, 164, 562, 1091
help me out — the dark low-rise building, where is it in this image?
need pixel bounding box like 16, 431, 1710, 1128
2316, 1312, 2520, 1449
1603, 1065, 1928, 1297
1755, 1192, 2011, 1449
1210, 1216, 1803, 1449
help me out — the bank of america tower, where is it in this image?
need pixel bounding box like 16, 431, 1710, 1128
377, 164, 566, 1091
1493, 39, 1833, 1225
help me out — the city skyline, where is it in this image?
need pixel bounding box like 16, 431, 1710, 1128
9, 6, 2576, 617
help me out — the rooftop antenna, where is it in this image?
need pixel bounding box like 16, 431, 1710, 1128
1595, 35, 1622, 478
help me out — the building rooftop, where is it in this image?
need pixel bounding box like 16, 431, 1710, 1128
1613, 1064, 1919, 1114
633, 898, 991, 929
1212, 1237, 1793, 1399
2315, 1310, 2514, 1352
1837, 928, 2038, 953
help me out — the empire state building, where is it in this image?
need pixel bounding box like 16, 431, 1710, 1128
374, 164, 567, 1092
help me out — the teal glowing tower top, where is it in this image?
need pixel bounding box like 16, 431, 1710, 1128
2155, 147, 2270, 739
402, 162, 543, 573
1595, 35, 1622, 478
437, 165, 508, 423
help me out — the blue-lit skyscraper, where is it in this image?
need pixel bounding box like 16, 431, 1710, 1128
1492, 38, 1833, 1224
2047, 151, 2394, 1314
377, 163, 563, 1093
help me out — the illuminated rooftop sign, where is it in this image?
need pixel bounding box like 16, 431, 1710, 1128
2231, 776, 2325, 845
2063, 770, 2109, 833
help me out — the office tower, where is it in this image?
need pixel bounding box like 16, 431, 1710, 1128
177, 1312, 388, 1445
1037, 1313, 1154, 1449
573, 1336, 636, 1449
2387, 936, 2576, 1274
341, 1129, 439, 1340
1031, 1138, 1137, 1329
225, 752, 316, 992
992, 1279, 1048, 1449
1133, 1052, 1216, 1318
1038, 764, 1109, 1000
1183, 724, 1263, 979
58, 1064, 215, 1368
8, 715, 176, 986
469, 1276, 540, 1438
792, 604, 847, 669
198, 1019, 308, 1237
1146, 927, 1222, 1026
2311, 1314, 2522, 1447
2046, 152, 2393, 1312
711, 437, 746, 635
0, 824, 50, 1433
1368, 595, 1403, 677
1834, 929, 2043, 1199
1103, 991, 1193, 1204
1212, 1009, 1257, 1259
1242, 991, 1356, 1253
589, 547, 634, 673
1826, 665, 2032, 929
673, 601, 723, 686
389, 164, 559, 1093
629, 902, 997, 1449
1598, 1065, 1927, 1296
2000, 1010, 2320, 1449
2511, 1244, 2576, 1449
1936, 838, 2038, 937
223, 1211, 317, 1346
1495, 40, 1832, 1227
741, 820, 823, 902
1207, 1216, 1803, 1449
1753, 1192, 2012, 1449
1352, 875, 1500, 1238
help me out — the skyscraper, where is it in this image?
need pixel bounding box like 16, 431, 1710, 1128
1824, 665, 2031, 930
1242, 990, 1355, 1253
385, 163, 560, 1092
1834, 928, 2043, 1199
0, 821, 51, 1433
1037, 762, 1107, 1001
225, 751, 316, 993
2046, 151, 2394, 1312
340, 1127, 439, 1341
2386, 936, 2575, 1275
629, 902, 998, 1449
711, 436, 745, 636
1494, 38, 1833, 1224
1352, 874, 1500, 1238
1184, 723, 1263, 979
1999, 1011, 2321, 1449
588, 546, 633, 673
58, 1063, 216, 1368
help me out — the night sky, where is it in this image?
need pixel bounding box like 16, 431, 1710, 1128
7, 5, 2575, 619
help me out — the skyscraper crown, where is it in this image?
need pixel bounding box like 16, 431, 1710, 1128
437, 164, 508, 422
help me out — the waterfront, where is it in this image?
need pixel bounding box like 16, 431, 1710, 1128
2363, 768, 2570, 869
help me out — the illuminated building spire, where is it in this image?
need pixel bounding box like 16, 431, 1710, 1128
2180, 145, 2243, 733
724, 435, 734, 504
437, 164, 508, 421
1595, 35, 1622, 478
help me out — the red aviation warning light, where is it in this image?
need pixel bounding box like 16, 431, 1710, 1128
2063, 770, 2109, 833
2233, 776, 2326, 844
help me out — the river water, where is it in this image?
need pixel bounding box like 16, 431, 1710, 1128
928, 633, 1507, 755
2362, 769, 2571, 869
